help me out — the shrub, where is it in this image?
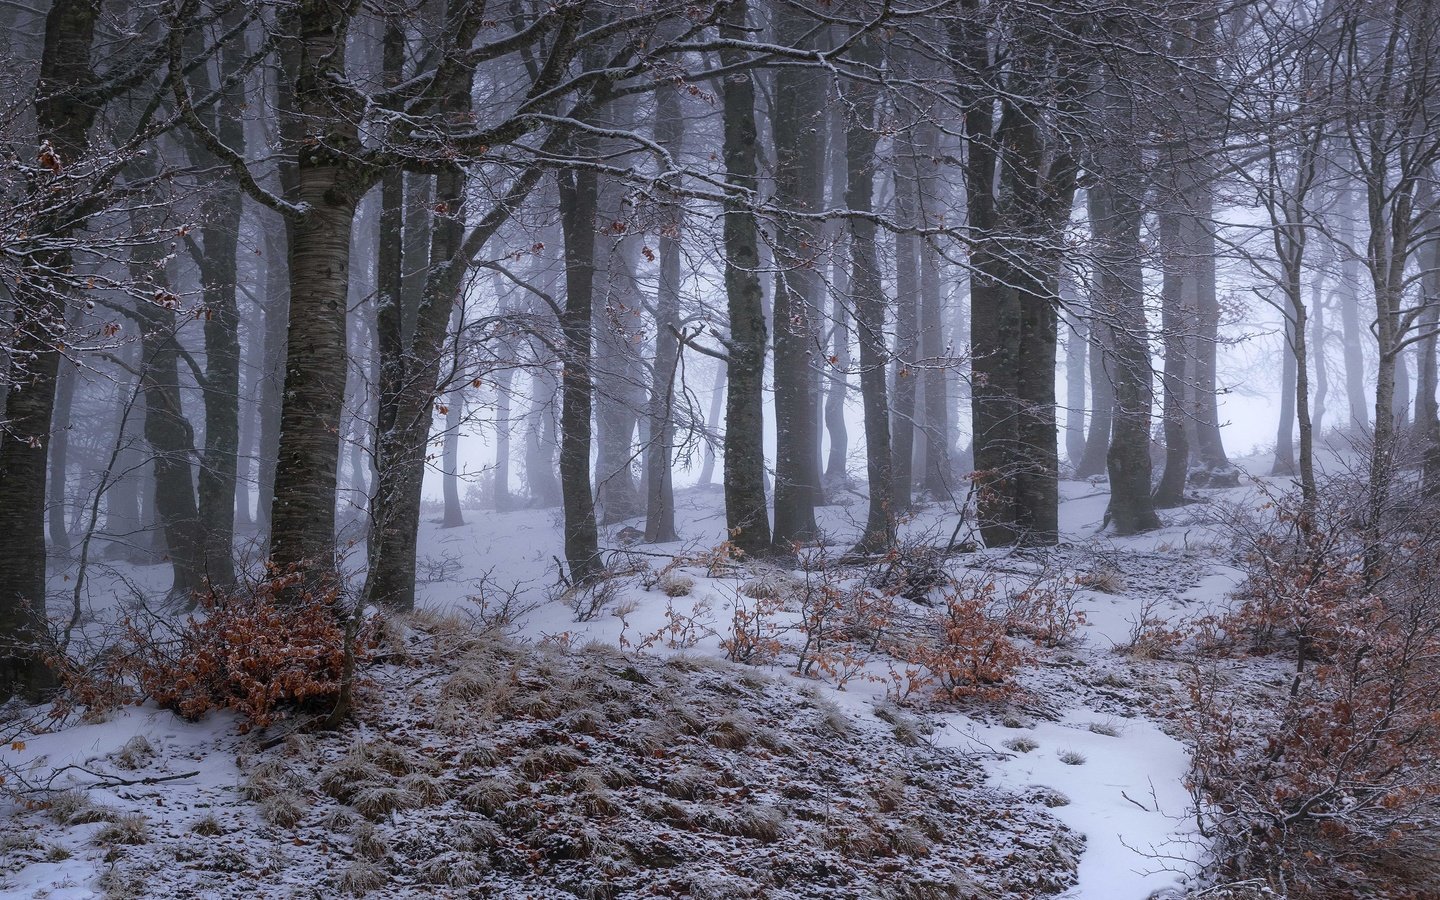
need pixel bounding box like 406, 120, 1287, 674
1188, 480, 1440, 897
130, 571, 373, 731
906, 578, 1029, 701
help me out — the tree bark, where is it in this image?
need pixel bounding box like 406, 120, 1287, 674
718, 0, 772, 557
643, 80, 684, 543
769, 1, 826, 548
1153, 212, 1190, 507
845, 36, 895, 554
558, 161, 603, 581
0, 0, 104, 697
1090, 71, 1160, 536
889, 129, 921, 513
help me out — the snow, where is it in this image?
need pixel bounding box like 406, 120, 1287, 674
4, 474, 1283, 898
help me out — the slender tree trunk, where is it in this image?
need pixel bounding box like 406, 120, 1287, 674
916, 124, 949, 496
718, 0, 772, 557
47, 345, 78, 554
1063, 303, 1088, 470
254, 224, 288, 540
494, 366, 515, 512
132, 228, 205, 601
889, 131, 921, 513
698, 359, 726, 487
846, 36, 895, 554
1153, 212, 1190, 507
1272, 313, 1298, 476
1311, 276, 1329, 438
442, 383, 465, 528
823, 103, 851, 486
1075, 308, 1114, 478
190, 5, 246, 588
643, 81, 684, 543
1418, 231, 1439, 496
1336, 189, 1371, 432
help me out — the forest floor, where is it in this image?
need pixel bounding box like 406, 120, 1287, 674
1, 464, 1284, 899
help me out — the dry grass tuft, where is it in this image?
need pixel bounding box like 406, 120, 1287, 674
459, 775, 524, 816
113, 735, 154, 771
260, 791, 307, 828
94, 813, 150, 846
336, 858, 387, 895
351, 785, 418, 820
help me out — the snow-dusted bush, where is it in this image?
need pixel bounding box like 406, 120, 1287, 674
1189, 479, 1440, 897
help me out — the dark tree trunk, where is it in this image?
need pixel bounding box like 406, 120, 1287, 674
266, 4, 368, 578
846, 36, 895, 554
644, 81, 684, 543
592, 171, 645, 526
1090, 69, 1160, 535
770, 3, 826, 548
890, 130, 921, 513
558, 162, 603, 582
823, 103, 851, 487
187, 5, 247, 587
254, 224, 289, 541
131, 224, 205, 601
1153, 212, 1190, 507
0, 0, 104, 697
718, 0, 772, 557
917, 124, 950, 496
1419, 236, 1439, 496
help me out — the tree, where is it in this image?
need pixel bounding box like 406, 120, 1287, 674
769, 0, 827, 549
718, 0, 773, 557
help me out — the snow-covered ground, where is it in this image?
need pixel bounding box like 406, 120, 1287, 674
2, 471, 1278, 899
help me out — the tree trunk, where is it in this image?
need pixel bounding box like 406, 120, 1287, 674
592, 170, 645, 526
442, 383, 465, 528
1063, 302, 1088, 471
770, 2, 826, 548
718, 0, 772, 557
0, 0, 104, 697
643, 81, 684, 543
1153, 212, 1190, 507
1311, 276, 1329, 438
916, 124, 950, 496
823, 102, 851, 487
698, 358, 726, 487
1419, 247, 1439, 496
846, 36, 895, 554
558, 161, 603, 581
189, 4, 247, 588
47, 342, 78, 555
1090, 102, 1160, 536
1336, 187, 1371, 432
1075, 306, 1114, 479
889, 131, 921, 513
1272, 313, 1298, 477
132, 230, 205, 601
